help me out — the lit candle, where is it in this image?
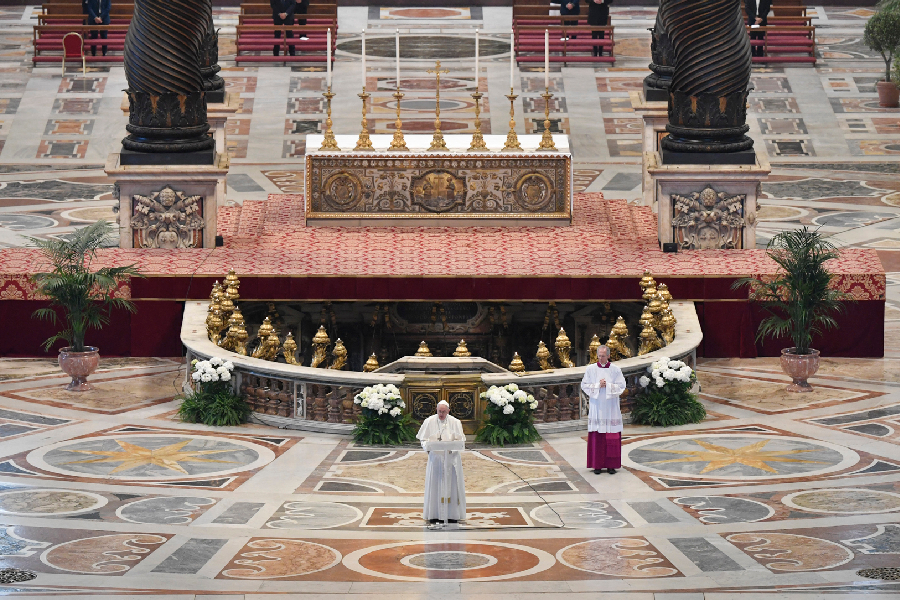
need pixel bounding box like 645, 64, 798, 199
475, 29, 479, 92
509, 30, 515, 90
544, 29, 549, 89
361, 30, 366, 90
326, 28, 332, 88
396, 29, 400, 89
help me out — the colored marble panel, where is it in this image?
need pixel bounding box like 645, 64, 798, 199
0, 490, 106, 516
42, 534, 168, 574
782, 489, 900, 514
726, 533, 854, 572
152, 538, 227, 574
811, 403, 900, 425
0, 424, 36, 438
843, 524, 900, 554
220, 539, 340, 578
531, 501, 629, 528
558, 538, 680, 578
675, 496, 774, 524
117, 496, 217, 525
362, 506, 529, 528
266, 501, 362, 529
668, 537, 743, 572
627, 501, 681, 523
212, 502, 265, 524
0, 525, 49, 556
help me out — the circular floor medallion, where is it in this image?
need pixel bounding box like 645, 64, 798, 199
29, 435, 275, 481
343, 541, 554, 581
0, 489, 106, 516
622, 434, 857, 480
558, 539, 678, 578
782, 488, 900, 514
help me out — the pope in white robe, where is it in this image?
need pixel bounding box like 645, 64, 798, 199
580, 344, 627, 474
416, 400, 466, 524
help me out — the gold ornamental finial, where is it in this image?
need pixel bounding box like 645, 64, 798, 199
648, 294, 665, 328
588, 334, 601, 364
363, 353, 380, 372
509, 352, 525, 372
536, 340, 552, 370
415, 341, 433, 357
638, 323, 663, 356
452, 339, 471, 357
642, 284, 657, 303
209, 280, 222, 303
251, 317, 279, 361
310, 325, 331, 368
660, 308, 677, 345
639, 306, 654, 330
223, 270, 241, 302
427, 61, 450, 152
328, 338, 347, 370
206, 303, 224, 346
657, 282, 673, 302
639, 271, 656, 291
611, 316, 629, 339
221, 305, 246, 352
282, 332, 300, 365
607, 317, 633, 361
554, 327, 574, 368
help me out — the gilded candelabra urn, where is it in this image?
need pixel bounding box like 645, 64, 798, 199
363, 353, 380, 372
310, 325, 331, 368
536, 340, 552, 370
453, 340, 471, 357
468, 90, 488, 151
554, 327, 574, 368
354, 88, 374, 152
537, 88, 557, 151
389, 88, 409, 151
415, 341, 433, 357
502, 88, 522, 152
509, 352, 526, 372
320, 86, 340, 151
427, 61, 449, 152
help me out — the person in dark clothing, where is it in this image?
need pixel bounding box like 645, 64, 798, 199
588, 0, 612, 57
746, 0, 771, 57
270, 0, 296, 57
295, 0, 309, 40
86, 0, 110, 57
559, 0, 579, 41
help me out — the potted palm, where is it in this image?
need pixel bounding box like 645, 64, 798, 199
734, 227, 850, 392
30, 220, 142, 391
863, 7, 900, 107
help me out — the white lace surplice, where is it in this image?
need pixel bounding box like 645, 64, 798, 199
580, 362, 626, 433
416, 414, 466, 521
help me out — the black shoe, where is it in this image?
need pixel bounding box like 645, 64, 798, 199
607, 468, 616, 474
593, 468, 602, 474
448, 519, 458, 523
428, 519, 439, 524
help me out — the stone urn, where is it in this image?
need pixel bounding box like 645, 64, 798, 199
876, 81, 900, 108
780, 348, 820, 393
58, 347, 100, 392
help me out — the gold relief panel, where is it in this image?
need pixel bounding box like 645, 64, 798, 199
447, 389, 476, 420
306, 154, 570, 221
410, 389, 441, 422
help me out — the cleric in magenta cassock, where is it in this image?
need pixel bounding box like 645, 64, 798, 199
580, 345, 626, 474
416, 400, 466, 524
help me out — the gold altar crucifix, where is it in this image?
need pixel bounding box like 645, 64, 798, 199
427, 61, 449, 152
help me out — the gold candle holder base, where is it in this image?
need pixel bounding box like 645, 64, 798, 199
468, 91, 488, 152
388, 89, 409, 151
354, 88, 374, 152
502, 89, 522, 152
320, 87, 340, 151
537, 89, 558, 152
427, 60, 449, 152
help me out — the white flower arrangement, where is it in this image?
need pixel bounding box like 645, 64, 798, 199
480, 384, 538, 412
640, 357, 694, 388
353, 383, 406, 416
191, 357, 235, 383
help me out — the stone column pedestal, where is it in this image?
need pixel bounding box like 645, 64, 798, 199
106, 151, 228, 249
646, 148, 770, 250
630, 91, 669, 207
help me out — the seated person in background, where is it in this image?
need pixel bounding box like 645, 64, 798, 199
295, 0, 309, 41
86, 0, 110, 57
270, 0, 296, 57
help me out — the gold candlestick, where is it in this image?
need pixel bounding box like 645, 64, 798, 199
320, 86, 340, 151
354, 87, 374, 152
502, 88, 522, 152
388, 88, 408, 151
468, 91, 488, 151
427, 61, 449, 152
537, 88, 557, 152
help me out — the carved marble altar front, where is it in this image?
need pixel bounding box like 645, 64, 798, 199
305, 135, 572, 226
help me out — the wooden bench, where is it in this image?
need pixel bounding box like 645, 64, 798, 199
748, 25, 816, 64
33, 23, 129, 64
516, 24, 615, 64
235, 23, 336, 63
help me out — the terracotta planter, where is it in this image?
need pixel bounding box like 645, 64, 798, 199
877, 81, 900, 108
780, 348, 820, 393
58, 347, 100, 392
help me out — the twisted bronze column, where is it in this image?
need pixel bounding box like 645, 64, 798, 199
643, 0, 675, 102
660, 0, 754, 160
201, 12, 225, 104
122, 0, 215, 158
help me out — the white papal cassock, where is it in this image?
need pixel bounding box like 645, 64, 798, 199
417, 414, 466, 522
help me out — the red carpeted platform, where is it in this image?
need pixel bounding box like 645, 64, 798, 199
0, 193, 884, 358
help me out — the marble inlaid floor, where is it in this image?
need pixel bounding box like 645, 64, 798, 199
0, 355, 895, 597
